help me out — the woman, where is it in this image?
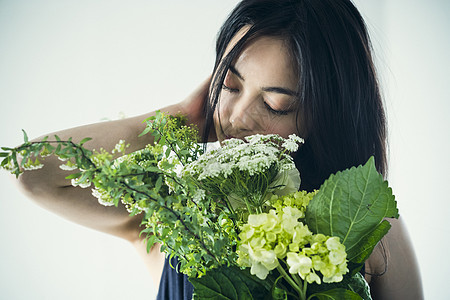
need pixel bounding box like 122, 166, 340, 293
16, 0, 422, 299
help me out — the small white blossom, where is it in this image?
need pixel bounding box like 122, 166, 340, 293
112, 139, 128, 154
92, 188, 114, 206
281, 134, 304, 152
288, 134, 304, 144
22, 158, 44, 170
1, 158, 16, 171
192, 189, 206, 203
59, 163, 78, 171
282, 139, 299, 152
71, 178, 91, 188
22, 164, 44, 170
39, 148, 52, 157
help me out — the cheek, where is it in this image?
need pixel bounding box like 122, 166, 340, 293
215, 93, 233, 121
263, 115, 300, 138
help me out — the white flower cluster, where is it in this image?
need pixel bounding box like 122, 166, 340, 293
0, 158, 16, 172
22, 158, 44, 171
71, 178, 91, 188
92, 187, 115, 206
111, 139, 129, 154
59, 160, 78, 171
282, 134, 304, 152
192, 189, 206, 204
183, 134, 303, 181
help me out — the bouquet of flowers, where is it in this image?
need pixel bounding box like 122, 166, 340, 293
0, 112, 398, 299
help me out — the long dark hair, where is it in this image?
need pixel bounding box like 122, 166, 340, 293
203, 0, 387, 191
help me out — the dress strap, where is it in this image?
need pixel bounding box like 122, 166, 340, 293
156, 256, 194, 300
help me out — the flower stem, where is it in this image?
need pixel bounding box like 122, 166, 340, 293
276, 265, 304, 300
292, 273, 302, 287
301, 278, 308, 299
244, 197, 254, 214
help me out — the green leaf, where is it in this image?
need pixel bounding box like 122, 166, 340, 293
346, 261, 365, 277
65, 172, 82, 180
308, 288, 362, 300
190, 266, 271, 300
145, 234, 157, 253
1, 156, 11, 168
271, 286, 288, 300
139, 126, 152, 137
307, 273, 371, 300
79, 137, 92, 145
0, 152, 9, 157
22, 129, 29, 143
350, 220, 391, 263
155, 176, 163, 193
305, 157, 398, 263
346, 273, 371, 300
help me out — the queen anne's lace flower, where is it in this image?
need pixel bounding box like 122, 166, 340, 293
183, 134, 301, 181
182, 134, 303, 211
282, 134, 305, 152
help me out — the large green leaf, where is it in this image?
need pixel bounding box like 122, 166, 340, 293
190, 266, 271, 300
308, 288, 361, 300
307, 273, 371, 300
346, 273, 372, 300
349, 220, 391, 263
305, 157, 398, 263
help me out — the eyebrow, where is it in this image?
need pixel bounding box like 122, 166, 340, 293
229, 65, 244, 80
229, 65, 298, 97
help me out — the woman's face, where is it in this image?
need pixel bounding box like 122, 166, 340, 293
213, 31, 301, 142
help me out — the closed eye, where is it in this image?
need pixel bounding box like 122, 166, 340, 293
222, 84, 239, 93
263, 101, 291, 115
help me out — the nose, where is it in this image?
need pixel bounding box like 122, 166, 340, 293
228, 93, 266, 134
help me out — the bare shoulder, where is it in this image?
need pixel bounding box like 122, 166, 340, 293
365, 218, 423, 299
133, 240, 165, 288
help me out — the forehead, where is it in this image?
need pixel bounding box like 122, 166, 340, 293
225, 31, 298, 90
237, 37, 295, 76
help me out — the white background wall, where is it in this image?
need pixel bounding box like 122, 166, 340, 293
381, 1, 450, 298
358, 1, 450, 298
0, 1, 448, 299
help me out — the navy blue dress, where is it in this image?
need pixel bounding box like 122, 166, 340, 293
155, 257, 366, 300
156, 257, 194, 300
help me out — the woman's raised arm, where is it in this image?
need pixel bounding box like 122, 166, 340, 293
16, 77, 211, 243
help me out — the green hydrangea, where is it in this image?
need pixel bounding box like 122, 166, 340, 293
237, 191, 348, 284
